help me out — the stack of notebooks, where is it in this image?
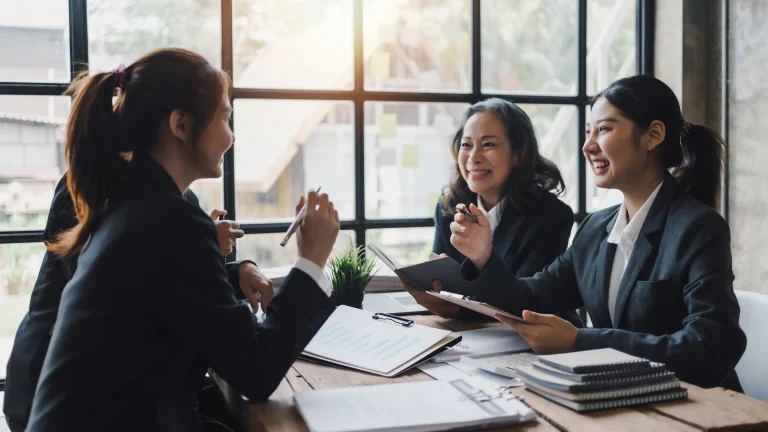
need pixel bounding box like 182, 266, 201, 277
515, 348, 688, 412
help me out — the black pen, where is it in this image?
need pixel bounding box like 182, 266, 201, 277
455, 204, 479, 223
372, 312, 414, 327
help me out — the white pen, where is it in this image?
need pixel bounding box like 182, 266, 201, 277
280, 187, 321, 247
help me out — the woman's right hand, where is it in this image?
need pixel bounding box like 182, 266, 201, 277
450, 203, 493, 271
296, 191, 340, 269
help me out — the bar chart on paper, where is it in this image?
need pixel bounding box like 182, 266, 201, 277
304, 306, 451, 374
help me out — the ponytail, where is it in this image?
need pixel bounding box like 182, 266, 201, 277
49, 49, 230, 257
593, 75, 726, 209
48, 71, 129, 256
673, 123, 725, 209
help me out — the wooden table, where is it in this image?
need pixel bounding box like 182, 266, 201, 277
216, 315, 768, 432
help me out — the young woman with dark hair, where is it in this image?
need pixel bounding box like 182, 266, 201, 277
410, 98, 582, 328
22, 48, 340, 432
444, 76, 746, 392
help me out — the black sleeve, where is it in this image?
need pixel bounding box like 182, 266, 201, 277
148, 210, 334, 401
460, 214, 591, 316
225, 260, 256, 301
432, 201, 448, 255
514, 205, 574, 279
574, 214, 746, 388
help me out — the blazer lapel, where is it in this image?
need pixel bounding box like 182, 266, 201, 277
593, 211, 618, 328
612, 178, 678, 327
492, 205, 521, 259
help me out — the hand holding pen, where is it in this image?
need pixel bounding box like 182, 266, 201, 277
450, 203, 494, 272
290, 189, 340, 269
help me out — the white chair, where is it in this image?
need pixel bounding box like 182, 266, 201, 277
734, 290, 768, 402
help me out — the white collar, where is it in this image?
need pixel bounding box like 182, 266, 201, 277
477, 197, 506, 233
608, 181, 664, 245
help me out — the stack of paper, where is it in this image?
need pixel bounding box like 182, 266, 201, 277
301, 306, 460, 377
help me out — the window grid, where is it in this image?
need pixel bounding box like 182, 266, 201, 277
0, 0, 655, 252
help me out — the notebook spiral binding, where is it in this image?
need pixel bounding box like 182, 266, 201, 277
566, 372, 677, 389
550, 358, 649, 374
579, 388, 688, 411
575, 379, 681, 401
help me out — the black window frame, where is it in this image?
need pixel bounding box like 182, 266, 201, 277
0, 0, 655, 254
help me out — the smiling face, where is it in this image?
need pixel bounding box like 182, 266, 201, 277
458, 112, 517, 206
583, 97, 657, 192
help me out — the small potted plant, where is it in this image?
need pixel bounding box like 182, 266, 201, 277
327, 245, 377, 309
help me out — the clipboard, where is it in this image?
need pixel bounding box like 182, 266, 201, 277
425, 291, 535, 324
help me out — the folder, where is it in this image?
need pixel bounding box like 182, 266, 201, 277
300, 306, 461, 377
423, 291, 534, 324
294, 377, 537, 432
367, 244, 475, 293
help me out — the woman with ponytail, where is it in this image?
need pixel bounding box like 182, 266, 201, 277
443, 75, 746, 391
23, 49, 340, 432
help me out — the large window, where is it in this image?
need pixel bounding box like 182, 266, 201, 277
0, 0, 651, 370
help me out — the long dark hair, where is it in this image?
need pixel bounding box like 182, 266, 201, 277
442, 98, 565, 215
592, 75, 725, 208
50, 48, 231, 256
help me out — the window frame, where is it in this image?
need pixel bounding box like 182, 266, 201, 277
0, 0, 656, 251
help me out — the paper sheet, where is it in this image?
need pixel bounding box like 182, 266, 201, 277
304, 306, 450, 374
371, 51, 390, 78
379, 113, 397, 138
402, 144, 419, 168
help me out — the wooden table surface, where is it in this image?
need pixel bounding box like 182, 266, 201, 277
216, 315, 768, 432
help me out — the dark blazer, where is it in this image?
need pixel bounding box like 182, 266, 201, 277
460, 175, 746, 391
25, 159, 335, 431
433, 192, 583, 328
3, 176, 249, 428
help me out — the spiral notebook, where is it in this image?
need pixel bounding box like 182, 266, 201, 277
526, 386, 688, 412
532, 361, 667, 382
524, 377, 682, 402
537, 348, 651, 374
515, 364, 678, 392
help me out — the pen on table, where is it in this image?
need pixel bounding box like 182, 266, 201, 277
280, 187, 321, 247
455, 204, 479, 223
372, 312, 414, 327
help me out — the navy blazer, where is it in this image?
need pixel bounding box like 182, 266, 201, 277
461, 174, 746, 391
3, 177, 248, 428
26, 159, 334, 431
433, 192, 583, 328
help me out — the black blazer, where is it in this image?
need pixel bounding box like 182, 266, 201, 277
460, 175, 746, 391
25, 160, 335, 432
433, 192, 583, 328
3, 177, 249, 428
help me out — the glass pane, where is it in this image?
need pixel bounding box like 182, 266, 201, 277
237, 230, 356, 270
233, 0, 353, 90
0, 1, 70, 82
481, 0, 578, 95
234, 100, 354, 222
363, 0, 471, 93
87, 0, 221, 73
587, 0, 637, 95
366, 227, 433, 266
519, 104, 578, 212
189, 178, 223, 217
364, 102, 466, 219
0, 96, 70, 231
0, 242, 47, 370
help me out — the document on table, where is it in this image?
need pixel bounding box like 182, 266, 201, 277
294, 377, 537, 432
303, 305, 452, 375
431, 325, 531, 362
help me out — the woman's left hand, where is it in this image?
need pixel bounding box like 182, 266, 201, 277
495, 310, 578, 354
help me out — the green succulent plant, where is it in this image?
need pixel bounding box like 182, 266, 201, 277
327, 245, 378, 296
